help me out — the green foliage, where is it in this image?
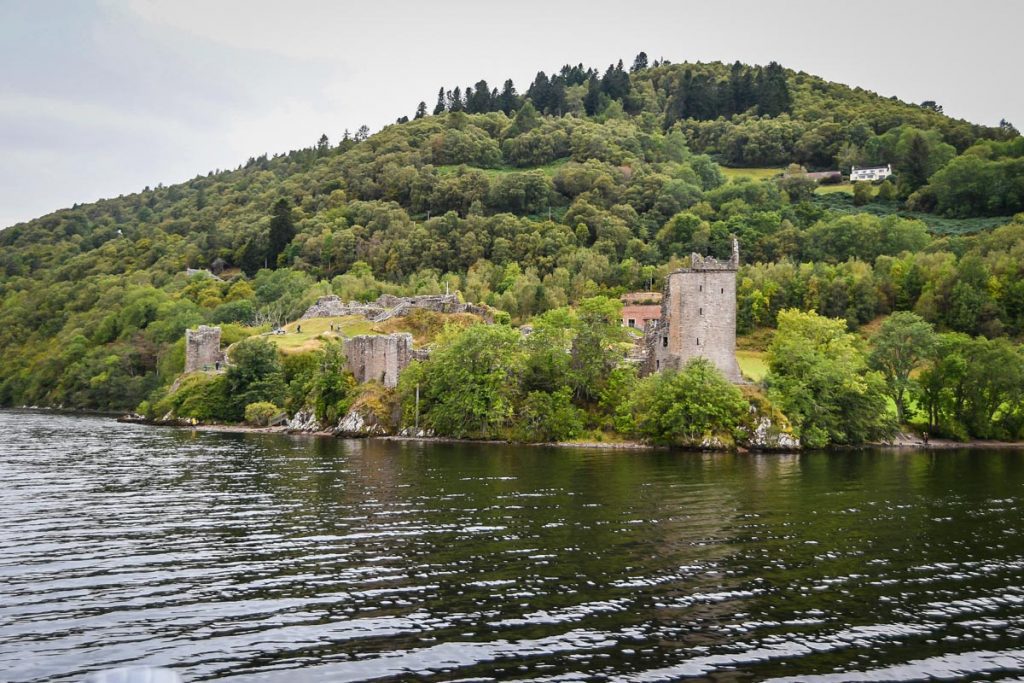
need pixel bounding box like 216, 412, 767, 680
916, 333, 1024, 439
152, 373, 232, 422
244, 401, 281, 426
623, 358, 749, 446
415, 324, 525, 438
514, 388, 585, 442
868, 312, 937, 422
225, 338, 286, 421
766, 309, 896, 447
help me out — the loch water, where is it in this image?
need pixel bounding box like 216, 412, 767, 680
1, 410, 1023, 682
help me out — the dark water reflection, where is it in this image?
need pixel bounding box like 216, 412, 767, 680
1, 410, 1023, 681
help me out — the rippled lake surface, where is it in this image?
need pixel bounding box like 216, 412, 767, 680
2, 411, 1024, 682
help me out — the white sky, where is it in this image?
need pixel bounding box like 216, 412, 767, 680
1, 0, 1021, 228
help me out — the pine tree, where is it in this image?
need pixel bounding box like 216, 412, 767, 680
316, 133, 329, 151
631, 51, 648, 72
756, 61, 791, 117
498, 79, 520, 114
583, 74, 602, 116
267, 198, 295, 269
433, 87, 446, 115
415, 101, 427, 119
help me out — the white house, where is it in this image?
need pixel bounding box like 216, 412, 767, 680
850, 164, 893, 182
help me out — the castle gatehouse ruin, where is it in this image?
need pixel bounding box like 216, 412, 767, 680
184, 325, 225, 373
644, 238, 743, 383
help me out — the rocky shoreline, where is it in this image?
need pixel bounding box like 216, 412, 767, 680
113, 413, 1024, 452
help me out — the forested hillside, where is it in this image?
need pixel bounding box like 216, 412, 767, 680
1, 56, 1022, 434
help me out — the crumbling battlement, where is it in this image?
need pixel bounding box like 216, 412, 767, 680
343, 333, 413, 388
184, 325, 225, 373
301, 293, 493, 323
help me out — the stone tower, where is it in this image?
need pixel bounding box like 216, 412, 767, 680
184, 325, 224, 373
647, 238, 743, 383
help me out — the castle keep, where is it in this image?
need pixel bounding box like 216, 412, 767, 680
646, 238, 743, 383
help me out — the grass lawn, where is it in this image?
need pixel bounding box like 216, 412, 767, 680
815, 183, 853, 195
267, 316, 377, 354
737, 350, 768, 382
720, 166, 783, 182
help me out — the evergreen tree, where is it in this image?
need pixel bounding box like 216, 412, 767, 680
447, 86, 464, 112
756, 61, 791, 116
414, 101, 427, 119
583, 74, 603, 116
433, 87, 446, 115
631, 51, 649, 72
267, 198, 295, 269
527, 71, 551, 112
467, 80, 493, 113
498, 79, 520, 114
316, 133, 329, 151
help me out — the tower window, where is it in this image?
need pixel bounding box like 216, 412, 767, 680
699, 307, 703, 315
699, 285, 703, 292
696, 337, 700, 346
656, 360, 660, 370
662, 336, 668, 348
721, 288, 724, 294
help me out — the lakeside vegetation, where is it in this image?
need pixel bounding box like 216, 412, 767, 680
1, 54, 1023, 447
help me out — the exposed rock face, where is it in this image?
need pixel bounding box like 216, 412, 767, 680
343, 333, 413, 388
287, 408, 322, 433
743, 416, 801, 450
300, 293, 492, 323
644, 238, 742, 383
335, 409, 389, 437
184, 326, 225, 373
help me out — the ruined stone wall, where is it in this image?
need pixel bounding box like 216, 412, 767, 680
343, 333, 413, 388
301, 294, 492, 323
184, 325, 224, 373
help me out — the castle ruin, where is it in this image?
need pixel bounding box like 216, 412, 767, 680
343, 333, 414, 388
301, 293, 493, 323
184, 325, 225, 373
645, 238, 743, 383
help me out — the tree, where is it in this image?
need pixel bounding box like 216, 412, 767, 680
853, 181, 872, 206
316, 133, 329, 151
766, 309, 895, 447
498, 79, 520, 114
416, 324, 524, 438
354, 125, 370, 141
414, 101, 427, 119
869, 312, 937, 422
631, 51, 649, 72
433, 87, 446, 115
267, 198, 296, 269
225, 338, 286, 420
625, 358, 749, 445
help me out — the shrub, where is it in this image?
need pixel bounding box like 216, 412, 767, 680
624, 358, 749, 446
514, 388, 585, 442
244, 401, 280, 426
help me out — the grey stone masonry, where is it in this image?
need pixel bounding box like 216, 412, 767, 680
301, 293, 493, 323
184, 325, 225, 373
645, 238, 743, 383
343, 333, 413, 388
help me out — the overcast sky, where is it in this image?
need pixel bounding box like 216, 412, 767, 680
2, 0, 1021, 229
